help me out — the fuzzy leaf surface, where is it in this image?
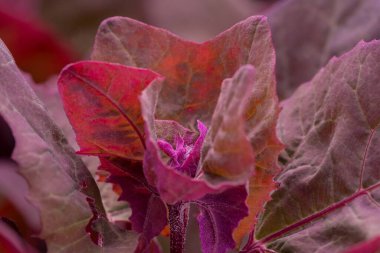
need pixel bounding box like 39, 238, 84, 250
92, 15, 275, 128
201, 65, 256, 183
140, 82, 234, 204
252, 40, 380, 252
0, 39, 138, 252
0, 160, 40, 233
92, 16, 282, 244
58, 61, 162, 160
195, 186, 248, 253
140, 76, 250, 252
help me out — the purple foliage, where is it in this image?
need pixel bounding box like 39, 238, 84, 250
3, 1, 380, 253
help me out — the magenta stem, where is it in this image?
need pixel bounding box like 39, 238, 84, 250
168, 202, 190, 253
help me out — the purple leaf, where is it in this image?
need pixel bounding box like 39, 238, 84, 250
100, 157, 167, 252
195, 186, 248, 253
144, 239, 163, 253
0, 160, 40, 233
140, 64, 280, 248
249, 40, 380, 252
200, 64, 281, 245
140, 81, 237, 205
0, 39, 138, 252
56, 15, 281, 252
158, 120, 207, 177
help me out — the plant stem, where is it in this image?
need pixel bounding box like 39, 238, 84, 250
168, 202, 190, 253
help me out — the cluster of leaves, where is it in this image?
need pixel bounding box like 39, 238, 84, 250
2, 1, 380, 253
58, 15, 281, 253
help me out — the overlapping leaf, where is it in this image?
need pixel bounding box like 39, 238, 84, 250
58, 61, 163, 160
92, 17, 282, 245
31, 74, 128, 225
0, 39, 138, 252
196, 186, 248, 253
91, 15, 276, 128
100, 157, 167, 252
201, 65, 255, 183
0, 160, 40, 233
247, 40, 380, 252
140, 69, 250, 253
140, 82, 234, 204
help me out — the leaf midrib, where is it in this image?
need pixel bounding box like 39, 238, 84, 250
253, 128, 380, 248
68, 70, 146, 150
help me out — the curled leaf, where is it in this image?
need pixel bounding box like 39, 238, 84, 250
140, 81, 234, 204
201, 65, 256, 183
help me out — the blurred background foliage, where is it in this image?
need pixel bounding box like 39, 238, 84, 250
0, 0, 276, 82
1, 0, 380, 252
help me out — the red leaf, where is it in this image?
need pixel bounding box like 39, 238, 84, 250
58, 61, 163, 160
92, 15, 275, 128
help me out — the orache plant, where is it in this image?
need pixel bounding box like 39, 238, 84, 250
57, 16, 281, 253
2, 4, 380, 253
